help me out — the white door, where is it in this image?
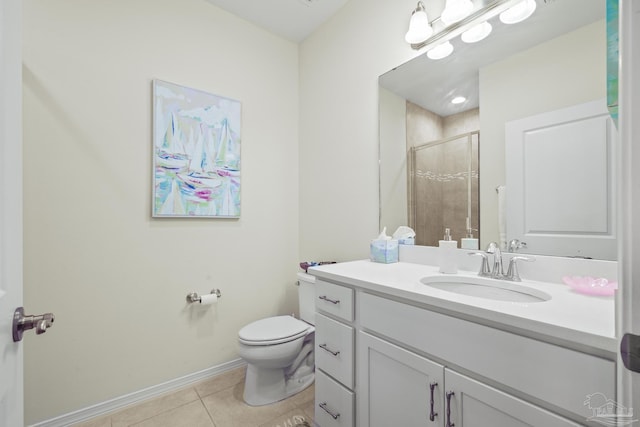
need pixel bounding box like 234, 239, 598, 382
505, 99, 617, 260
0, 0, 23, 425
618, 0, 640, 417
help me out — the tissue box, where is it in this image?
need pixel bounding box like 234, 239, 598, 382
370, 239, 399, 263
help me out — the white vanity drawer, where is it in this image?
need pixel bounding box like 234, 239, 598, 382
315, 313, 354, 389
360, 292, 615, 420
315, 369, 354, 427
315, 280, 354, 322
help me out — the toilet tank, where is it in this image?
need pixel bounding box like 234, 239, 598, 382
297, 272, 316, 325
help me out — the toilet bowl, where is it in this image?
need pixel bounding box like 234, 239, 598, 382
237, 273, 316, 406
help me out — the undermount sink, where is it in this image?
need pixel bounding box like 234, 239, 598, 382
420, 275, 551, 303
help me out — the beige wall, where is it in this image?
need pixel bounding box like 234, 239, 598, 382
479, 19, 606, 247
22, 0, 299, 423
299, 0, 420, 261
379, 87, 408, 234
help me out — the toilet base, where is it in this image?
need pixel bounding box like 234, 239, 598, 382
243, 364, 315, 406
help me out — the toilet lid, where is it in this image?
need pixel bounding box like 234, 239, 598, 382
238, 315, 311, 345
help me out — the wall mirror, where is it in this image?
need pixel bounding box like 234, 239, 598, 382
379, 0, 616, 259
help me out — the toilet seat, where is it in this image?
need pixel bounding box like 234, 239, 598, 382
239, 315, 312, 346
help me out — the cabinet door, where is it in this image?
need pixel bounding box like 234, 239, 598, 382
358, 332, 444, 427
445, 369, 582, 427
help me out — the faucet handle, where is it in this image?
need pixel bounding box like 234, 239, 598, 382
468, 252, 491, 277
485, 242, 499, 253
508, 239, 527, 253
506, 256, 535, 282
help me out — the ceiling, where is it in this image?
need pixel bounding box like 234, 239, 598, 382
204, 0, 351, 42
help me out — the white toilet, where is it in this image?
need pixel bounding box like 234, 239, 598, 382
237, 272, 316, 406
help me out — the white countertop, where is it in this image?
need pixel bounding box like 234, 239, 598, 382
309, 260, 617, 356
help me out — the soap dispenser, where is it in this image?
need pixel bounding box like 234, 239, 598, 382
460, 217, 479, 250
439, 228, 458, 274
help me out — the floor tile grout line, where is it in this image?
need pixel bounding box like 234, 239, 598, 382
117, 375, 245, 427
200, 394, 218, 427
75, 370, 314, 427
124, 392, 204, 427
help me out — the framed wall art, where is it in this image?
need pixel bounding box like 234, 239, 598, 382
152, 79, 241, 218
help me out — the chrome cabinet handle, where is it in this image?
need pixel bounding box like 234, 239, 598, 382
319, 402, 340, 419
429, 382, 438, 421
446, 391, 455, 427
319, 343, 340, 356
318, 295, 340, 304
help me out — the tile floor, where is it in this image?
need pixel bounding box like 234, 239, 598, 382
72, 367, 315, 427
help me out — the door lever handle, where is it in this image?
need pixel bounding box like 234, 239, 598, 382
13, 307, 55, 342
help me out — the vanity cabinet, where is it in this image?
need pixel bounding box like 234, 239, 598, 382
358, 292, 614, 426
314, 279, 356, 426
312, 277, 615, 427
359, 332, 581, 426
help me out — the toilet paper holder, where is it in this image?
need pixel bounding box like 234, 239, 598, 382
186, 289, 222, 304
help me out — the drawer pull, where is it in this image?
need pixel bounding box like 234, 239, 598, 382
446, 391, 455, 427
319, 402, 341, 420
319, 295, 340, 304
319, 343, 341, 356
429, 382, 438, 421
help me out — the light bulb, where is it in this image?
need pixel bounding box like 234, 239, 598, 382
427, 41, 454, 60
405, 6, 433, 44
451, 96, 467, 104
499, 0, 537, 24
461, 21, 492, 43
441, 0, 474, 25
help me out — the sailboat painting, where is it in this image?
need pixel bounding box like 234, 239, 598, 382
152, 80, 241, 218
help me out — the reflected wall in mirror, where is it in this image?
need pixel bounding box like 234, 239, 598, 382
379, 0, 614, 259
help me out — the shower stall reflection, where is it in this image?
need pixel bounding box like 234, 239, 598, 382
409, 132, 479, 246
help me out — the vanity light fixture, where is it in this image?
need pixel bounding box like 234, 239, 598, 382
405, 1, 433, 44
451, 96, 467, 104
441, 0, 474, 25
427, 41, 454, 60
405, 0, 537, 57
499, 0, 537, 24
461, 21, 493, 43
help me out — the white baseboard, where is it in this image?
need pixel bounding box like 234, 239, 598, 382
29, 359, 247, 427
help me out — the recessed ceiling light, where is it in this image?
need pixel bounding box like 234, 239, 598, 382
451, 96, 466, 104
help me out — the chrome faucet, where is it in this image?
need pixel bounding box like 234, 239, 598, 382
485, 242, 504, 279
470, 242, 535, 281
468, 251, 491, 277
505, 256, 535, 281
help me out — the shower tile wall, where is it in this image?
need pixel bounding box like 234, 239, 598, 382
407, 103, 480, 246
443, 108, 480, 138
406, 102, 444, 230
414, 135, 479, 246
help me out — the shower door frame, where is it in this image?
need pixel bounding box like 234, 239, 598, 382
408, 131, 480, 246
